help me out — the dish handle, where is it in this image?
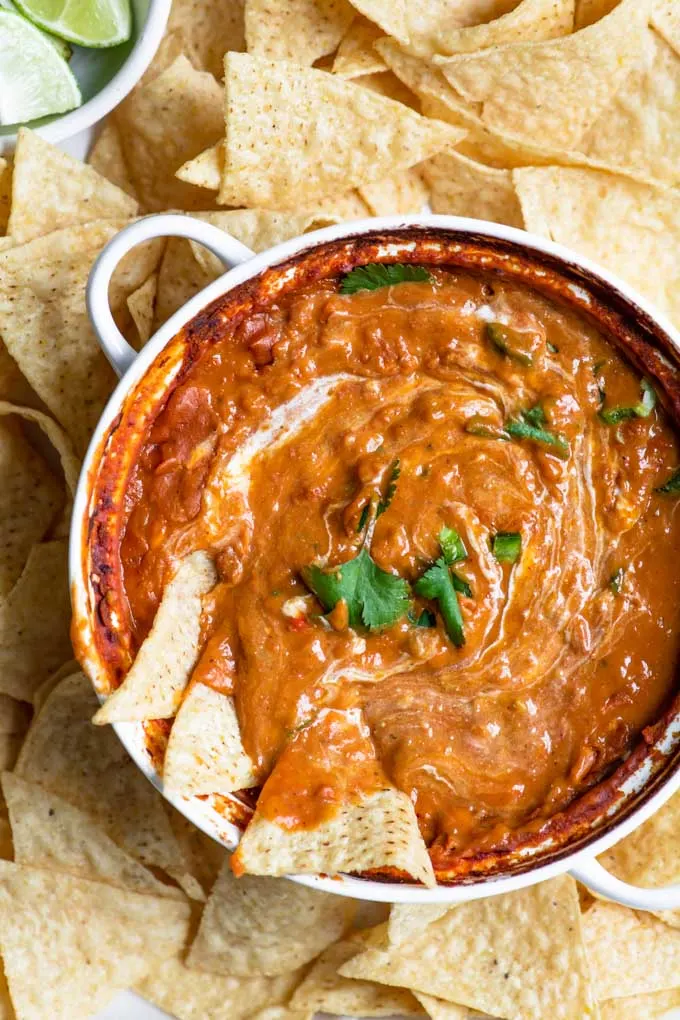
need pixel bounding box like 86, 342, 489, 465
570, 857, 680, 910
86, 214, 255, 377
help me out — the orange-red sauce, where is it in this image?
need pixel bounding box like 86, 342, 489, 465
119, 270, 680, 861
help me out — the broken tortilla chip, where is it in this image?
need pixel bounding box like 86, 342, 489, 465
513, 165, 680, 329
440, 0, 655, 150
332, 15, 386, 77
0, 540, 71, 702
186, 857, 355, 977
583, 901, 680, 1000
429, 0, 576, 58
126, 271, 158, 347
422, 150, 524, 226
347, 0, 522, 58
202, 53, 464, 209
340, 876, 596, 1018
387, 902, 450, 944
167, 0, 246, 79
2, 772, 184, 900
0, 860, 190, 1020
232, 710, 434, 886
7, 129, 137, 244
577, 31, 680, 187
116, 55, 224, 212
245, 0, 353, 65
139, 952, 305, 1020
88, 121, 138, 200
600, 989, 680, 1020
0, 417, 63, 596
15, 672, 196, 886
358, 167, 428, 216
164, 683, 256, 797
94, 551, 217, 724
289, 939, 423, 1016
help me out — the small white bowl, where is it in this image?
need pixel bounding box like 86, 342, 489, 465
0, 0, 171, 151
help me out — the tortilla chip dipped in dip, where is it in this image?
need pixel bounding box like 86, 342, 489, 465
84, 232, 680, 888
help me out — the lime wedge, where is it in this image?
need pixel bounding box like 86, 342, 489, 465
13, 0, 131, 47
0, 0, 71, 57
0, 10, 81, 125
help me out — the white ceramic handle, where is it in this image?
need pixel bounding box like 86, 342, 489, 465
87, 214, 255, 377
570, 857, 680, 910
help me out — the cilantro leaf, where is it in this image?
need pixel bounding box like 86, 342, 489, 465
506, 405, 569, 459
303, 548, 410, 631
655, 467, 680, 494
486, 322, 534, 367
340, 263, 433, 295
377, 459, 401, 517
414, 557, 465, 647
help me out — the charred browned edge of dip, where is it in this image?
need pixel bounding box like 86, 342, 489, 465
79, 228, 680, 883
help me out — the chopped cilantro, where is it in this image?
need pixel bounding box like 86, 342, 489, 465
357, 503, 371, 533
377, 460, 401, 517
599, 377, 657, 425
302, 548, 410, 631
655, 467, 680, 495
609, 567, 625, 595
506, 405, 569, 459
340, 263, 433, 294
415, 558, 465, 647
408, 608, 436, 628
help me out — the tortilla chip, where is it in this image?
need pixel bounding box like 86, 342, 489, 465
414, 993, 490, 1018
2, 772, 183, 900
0, 860, 190, 1020
88, 121, 138, 200
207, 53, 464, 208
7, 129, 137, 244
333, 15, 386, 77
358, 166, 428, 215
126, 271, 158, 347
340, 876, 596, 1018
582, 901, 680, 1000
246, 0, 354, 65
0, 401, 80, 499
164, 802, 228, 897
513, 165, 680, 329
0, 540, 71, 702
0, 159, 10, 237
387, 903, 450, 944
167, 0, 245, 79
311, 190, 372, 221
164, 682, 256, 797
429, 0, 575, 58
577, 31, 680, 186
176, 140, 224, 192
155, 208, 341, 328
0, 695, 31, 738
422, 151, 524, 226
574, 0, 617, 28
232, 730, 436, 889
251, 1010, 312, 1020
15, 672, 196, 886
0, 417, 63, 596
187, 857, 355, 976
440, 1, 655, 150
0, 339, 39, 408
0, 819, 11, 861
289, 939, 423, 1016
0, 243, 118, 455
600, 989, 680, 1019
354, 69, 421, 108
347, 0, 522, 58
597, 790, 680, 894
653, 0, 680, 56
94, 551, 217, 724
116, 55, 224, 212
139, 952, 305, 1020
0, 736, 22, 774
